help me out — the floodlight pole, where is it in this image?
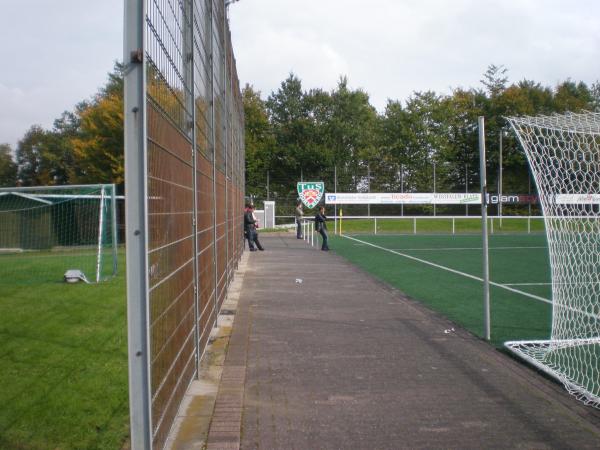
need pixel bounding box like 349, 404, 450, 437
400, 164, 404, 216
465, 163, 469, 216
479, 117, 491, 341
499, 131, 503, 227
367, 165, 371, 218
433, 162, 437, 216
334, 165, 337, 235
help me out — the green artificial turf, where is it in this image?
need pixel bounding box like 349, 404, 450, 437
330, 233, 552, 347
0, 250, 128, 450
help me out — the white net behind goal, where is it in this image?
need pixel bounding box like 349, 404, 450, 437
505, 112, 600, 407
0, 184, 118, 285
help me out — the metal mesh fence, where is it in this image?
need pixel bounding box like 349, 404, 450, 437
125, 1, 244, 447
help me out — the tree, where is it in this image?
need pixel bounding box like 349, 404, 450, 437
324, 77, 377, 191
70, 65, 124, 185
481, 64, 509, 98
591, 81, 600, 112
553, 80, 592, 112
0, 144, 17, 187
242, 84, 274, 197
16, 125, 54, 186
265, 73, 326, 199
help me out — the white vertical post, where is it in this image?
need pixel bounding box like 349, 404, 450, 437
528, 216, 531, 234
96, 185, 106, 283
413, 217, 416, 234
311, 221, 314, 247
124, 0, 152, 445
452, 217, 455, 235
110, 184, 118, 277
374, 217, 377, 234
479, 116, 491, 342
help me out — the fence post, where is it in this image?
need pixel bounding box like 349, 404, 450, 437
478, 116, 491, 342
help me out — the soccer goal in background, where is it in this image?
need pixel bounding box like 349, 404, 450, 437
0, 184, 119, 284
505, 112, 600, 407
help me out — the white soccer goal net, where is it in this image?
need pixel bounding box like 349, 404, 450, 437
505, 112, 600, 407
0, 184, 118, 284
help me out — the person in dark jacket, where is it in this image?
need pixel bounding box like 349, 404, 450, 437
314, 205, 329, 251
244, 204, 264, 251
243, 203, 254, 250
295, 200, 304, 239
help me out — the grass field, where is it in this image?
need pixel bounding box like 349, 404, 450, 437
0, 249, 128, 450
329, 231, 552, 348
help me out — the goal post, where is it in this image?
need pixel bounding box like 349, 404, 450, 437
0, 184, 119, 284
505, 111, 600, 407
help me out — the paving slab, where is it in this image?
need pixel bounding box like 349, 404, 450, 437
227, 233, 600, 450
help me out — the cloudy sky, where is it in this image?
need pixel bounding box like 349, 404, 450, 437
1, 0, 598, 149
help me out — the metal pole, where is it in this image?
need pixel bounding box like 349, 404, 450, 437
334, 165, 337, 235
400, 164, 404, 217
209, 0, 219, 328
433, 162, 436, 216
124, 0, 152, 445
223, 0, 230, 291
499, 131, 503, 227
367, 164, 371, 217
479, 116, 491, 341
266, 170, 270, 201
465, 163, 469, 216
183, 0, 199, 378
528, 170, 532, 217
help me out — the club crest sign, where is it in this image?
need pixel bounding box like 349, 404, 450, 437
297, 182, 325, 209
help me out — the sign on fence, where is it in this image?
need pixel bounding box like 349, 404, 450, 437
325, 193, 545, 205
297, 182, 325, 209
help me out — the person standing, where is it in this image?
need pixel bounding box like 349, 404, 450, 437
295, 200, 304, 239
314, 205, 329, 251
244, 203, 256, 251
245, 204, 264, 251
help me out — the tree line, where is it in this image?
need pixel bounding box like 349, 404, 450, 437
244, 65, 600, 211
1, 63, 599, 210
0, 64, 124, 189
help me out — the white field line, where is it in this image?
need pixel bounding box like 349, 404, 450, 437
504, 282, 551, 286
342, 234, 552, 305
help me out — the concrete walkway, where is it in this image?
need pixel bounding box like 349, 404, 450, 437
192, 233, 600, 449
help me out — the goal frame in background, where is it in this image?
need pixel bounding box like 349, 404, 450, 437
0, 183, 118, 283
505, 111, 600, 408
